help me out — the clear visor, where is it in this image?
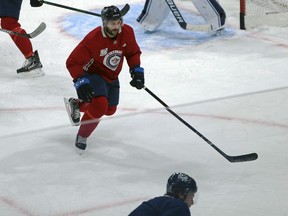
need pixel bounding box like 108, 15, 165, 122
192, 191, 199, 205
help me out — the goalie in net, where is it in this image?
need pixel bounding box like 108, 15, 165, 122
137, 0, 226, 32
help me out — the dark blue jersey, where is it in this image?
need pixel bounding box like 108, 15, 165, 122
129, 195, 191, 216
0, 0, 23, 19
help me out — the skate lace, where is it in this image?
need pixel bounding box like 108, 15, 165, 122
71, 99, 80, 119
73, 109, 80, 119
77, 135, 87, 144
21, 57, 35, 68
21, 55, 41, 70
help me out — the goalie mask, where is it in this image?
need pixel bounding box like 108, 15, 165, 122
166, 172, 197, 199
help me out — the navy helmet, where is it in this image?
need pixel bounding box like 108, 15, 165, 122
101, 5, 122, 22
166, 172, 197, 198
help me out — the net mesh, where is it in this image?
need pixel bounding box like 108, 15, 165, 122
246, 0, 288, 15
241, 0, 288, 28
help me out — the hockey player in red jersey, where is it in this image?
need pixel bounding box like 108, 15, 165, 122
65, 5, 144, 153
0, 0, 44, 76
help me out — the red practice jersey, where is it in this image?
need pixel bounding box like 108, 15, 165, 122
66, 24, 142, 82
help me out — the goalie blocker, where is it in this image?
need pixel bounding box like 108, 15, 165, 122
137, 0, 226, 32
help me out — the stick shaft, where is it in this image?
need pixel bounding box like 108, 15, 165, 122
143, 86, 258, 162
42, 0, 101, 16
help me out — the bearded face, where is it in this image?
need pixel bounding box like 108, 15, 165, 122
103, 19, 122, 39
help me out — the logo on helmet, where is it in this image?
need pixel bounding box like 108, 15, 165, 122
101, 5, 122, 22
166, 172, 197, 198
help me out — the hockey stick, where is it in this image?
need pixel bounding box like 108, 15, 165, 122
41, 0, 130, 17
0, 22, 46, 38
144, 86, 258, 163
165, 0, 212, 32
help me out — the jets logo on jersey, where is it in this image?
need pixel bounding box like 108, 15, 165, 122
103, 50, 122, 71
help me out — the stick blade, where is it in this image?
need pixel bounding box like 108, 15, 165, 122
0, 22, 46, 38
120, 4, 130, 16
226, 153, 258, 163
28, 22, 47, 38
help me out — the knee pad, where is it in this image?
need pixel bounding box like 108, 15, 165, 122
1, 17, 21, 31
86, 96, 108, 119
106, 106, 117, 116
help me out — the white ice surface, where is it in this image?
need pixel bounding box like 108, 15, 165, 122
1, 0, 288, 215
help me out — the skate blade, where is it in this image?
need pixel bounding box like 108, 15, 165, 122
75, 147, 85, 155
17, 68, 45, 78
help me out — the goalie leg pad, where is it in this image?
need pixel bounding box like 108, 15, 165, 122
192, 0, 226, 31
137, 0, 170, 31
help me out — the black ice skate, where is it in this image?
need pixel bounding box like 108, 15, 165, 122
17, 50, 44, 77
75, 135, 87, 155
64, 97, 81, 126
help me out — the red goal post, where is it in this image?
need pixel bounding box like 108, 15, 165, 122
240, 0, 288, 29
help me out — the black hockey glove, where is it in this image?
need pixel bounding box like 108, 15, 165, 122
73, 77, 96, 103
30, 0, 43, 7
130, 66, 144, 90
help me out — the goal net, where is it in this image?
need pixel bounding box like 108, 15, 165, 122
240, 0, 288, 29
